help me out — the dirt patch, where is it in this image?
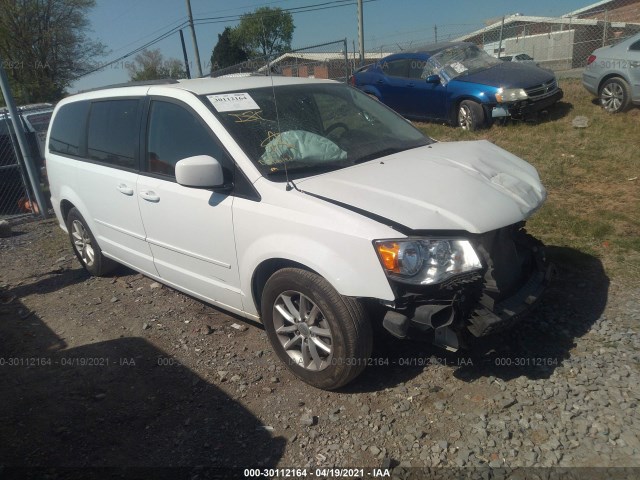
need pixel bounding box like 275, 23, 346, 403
1, 219, 638, 474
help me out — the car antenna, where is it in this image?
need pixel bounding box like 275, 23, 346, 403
268, 60, 300, 193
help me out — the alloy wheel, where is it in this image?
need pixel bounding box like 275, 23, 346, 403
601, 82, 624, 112
272, 290, 333, 371
71, 220, 95, 267
458, 105, 472, 130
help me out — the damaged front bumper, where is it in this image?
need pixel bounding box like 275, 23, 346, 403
379, 223, 553, 351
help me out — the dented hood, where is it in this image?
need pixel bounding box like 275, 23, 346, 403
297, 140, 546, 234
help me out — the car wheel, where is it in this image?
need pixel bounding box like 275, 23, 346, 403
66, 207, 116, 276
458, 100, 485, 131
261, 268, 373, 390
599, 77, 631, 113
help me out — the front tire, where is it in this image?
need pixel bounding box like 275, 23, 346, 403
66, 207, 116, 276
457, 100, 485, 131
599, 77, 631, 113
261, 268, 373, 390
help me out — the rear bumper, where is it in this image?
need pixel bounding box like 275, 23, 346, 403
582, 73, 599, 96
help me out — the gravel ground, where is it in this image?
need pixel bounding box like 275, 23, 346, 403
0, 218, 639, 477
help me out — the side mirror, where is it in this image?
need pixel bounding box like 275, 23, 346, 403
425, 74, 441, 84
175, 155, 225, 188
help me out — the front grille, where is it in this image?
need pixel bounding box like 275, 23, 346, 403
525, 79, 558, 100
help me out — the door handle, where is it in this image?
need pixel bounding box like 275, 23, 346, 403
377, 79, 384, 84
116, 184, 134, 196
407, 82, 415, 87
139, 191, 160, 203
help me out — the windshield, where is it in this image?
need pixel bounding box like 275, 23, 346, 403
208, 83, 431, 180
428, 44, 501, 81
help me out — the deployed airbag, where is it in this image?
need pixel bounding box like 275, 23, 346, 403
260, 130, 347, 166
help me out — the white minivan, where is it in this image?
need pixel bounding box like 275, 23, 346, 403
46, 76, 551, 389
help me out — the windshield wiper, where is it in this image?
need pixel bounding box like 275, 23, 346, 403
354, 146, 412, 164
265, 162, 346, 177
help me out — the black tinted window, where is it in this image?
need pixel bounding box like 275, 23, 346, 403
146, 101, 227, 177
630, 40, 640, 51
49, 101, 89, 156
87, 100, 139, 168
408, 59, 428, 79
382, 59, 411, 77
24, 112, 52, 132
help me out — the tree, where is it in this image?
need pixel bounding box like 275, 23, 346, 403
0, 0, 106, 103
126, 49, 186, 81
233, 7, 294, 58
210, 27, 248, 72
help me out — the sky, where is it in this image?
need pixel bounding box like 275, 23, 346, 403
72, 0, 592, 91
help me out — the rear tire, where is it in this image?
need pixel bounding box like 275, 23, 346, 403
66, 207, 117, 276
261, 268, 373, 390
599, 77, 631, 113
457, 100, 485, 131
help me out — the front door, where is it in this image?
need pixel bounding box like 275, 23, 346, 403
136, 99, 243, 312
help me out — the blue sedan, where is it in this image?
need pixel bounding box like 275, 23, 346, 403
351, 42, 563, 130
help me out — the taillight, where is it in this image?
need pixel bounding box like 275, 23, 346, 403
349, 75, 355, 86
587, 55, 596, 65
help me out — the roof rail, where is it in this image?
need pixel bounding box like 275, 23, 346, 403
77, 78, 180, 94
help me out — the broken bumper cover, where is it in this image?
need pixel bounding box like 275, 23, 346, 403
382, 263, 551, 349
380, 226, 553, 351
509, 89, 564, 117
466, 262, 553, 337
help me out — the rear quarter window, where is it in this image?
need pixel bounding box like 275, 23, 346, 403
49, 101, 89, 156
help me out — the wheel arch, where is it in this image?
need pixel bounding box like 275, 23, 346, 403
450, 95, 488, 124
251, 258, 318, 316
60, 199, 75, 223
597, 72, 630, 93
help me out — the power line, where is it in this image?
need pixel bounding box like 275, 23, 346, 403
74, 0, 378, 81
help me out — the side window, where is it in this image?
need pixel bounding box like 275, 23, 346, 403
49, 101, 89, 156
146, 101, 228, 177
87, 99, 139, 168
381, 59, 411, 78
630, 40, 640, 51
408, 59, 429, 79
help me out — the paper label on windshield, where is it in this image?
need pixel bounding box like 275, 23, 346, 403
207, 93, 260, 112
450, 62, 467, 74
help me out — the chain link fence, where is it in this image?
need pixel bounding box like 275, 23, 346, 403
368, 0, 640, 74
0, 99, 50, 221
0, 108, 33, 220
211, 38, 391, 82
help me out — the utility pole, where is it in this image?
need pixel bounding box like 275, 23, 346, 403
179, 30, 192, 79
497, 16, 505, 58
0, 59, 47, 218
185, 0, 203, 77
434, 25, 438, 43
357, 0, 364, 66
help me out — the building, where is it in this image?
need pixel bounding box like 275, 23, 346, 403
454, 0, 640, 70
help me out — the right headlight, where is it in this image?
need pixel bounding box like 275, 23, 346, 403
495, 87, 528, 103
374, 238, 482, 285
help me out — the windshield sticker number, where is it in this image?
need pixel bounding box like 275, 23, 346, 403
450, 62, 467, 74
208, 93, 260, 112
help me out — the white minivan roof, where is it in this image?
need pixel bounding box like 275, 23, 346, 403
71, 76, 338, 101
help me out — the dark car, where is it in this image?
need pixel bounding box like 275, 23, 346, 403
351, 42, 563, 130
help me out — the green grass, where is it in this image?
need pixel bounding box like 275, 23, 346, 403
415, 79, 640, 283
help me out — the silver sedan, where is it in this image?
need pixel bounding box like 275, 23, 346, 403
583, 32, 640, 113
